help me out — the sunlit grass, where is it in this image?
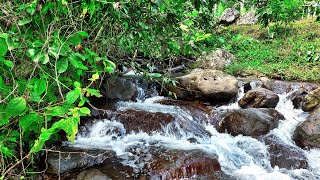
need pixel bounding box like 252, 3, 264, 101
223, 18, 320, 82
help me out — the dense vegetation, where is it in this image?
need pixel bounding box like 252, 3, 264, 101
223, 19, 320, 81
0, 0, 317, 178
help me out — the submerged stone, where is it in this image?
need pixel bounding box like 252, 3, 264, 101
260, 135, 308, 169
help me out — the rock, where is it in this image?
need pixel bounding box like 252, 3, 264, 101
218, 108, 284, 137
124, 146, 230, 180
173, 69, 239, 103
260, 135, 308, 169
287, 88, 308, 109
219, 8, 240, 25
115, 109, 175, 133
102, 77, 137, 101
261, 80, 319, 94
45, 148, 135, 179
157, 99, 213, 123
76, 169, 111, 180
115, 109, 211, 138
197, 48, 235, 70
46, 148, 109, 175
238, 88, 279, 108
302, 88, 320, 112
293, 110, 320, 148
236, 10, 258, 25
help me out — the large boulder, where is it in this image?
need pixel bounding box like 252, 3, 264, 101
172, 69, 239, 103
197, 49, 235, 70
287, 88, 308, 109
219, 8, 240, 25
45, 148, 110, 175
102, 77, 137, 101
260, 135, 308, 169
236, 10, 258, 25
302, 88, 320, 112
125, 146, 230, 180
293, 110, 320, 148
238, 88, 279, 108
218, 108, 284, 137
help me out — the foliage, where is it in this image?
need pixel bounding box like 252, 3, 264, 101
255, 0, 304, 27
0, 0, 221, 177
0, 0, 115, 177
223, 19, 320, 82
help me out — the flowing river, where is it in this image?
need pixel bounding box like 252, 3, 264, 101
67, 83, 320, 180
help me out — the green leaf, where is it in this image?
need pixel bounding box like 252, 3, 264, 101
27, 49, 36, 59
40, 53, 50, 64
187, 10, 199, 17
88, 73, 99, 81
0, 33, 8, 40
0, 38, 8, 56
103, 59, 116, 68
69, 56, 88, 70
57, 58, 69, 73
151, 73, 162, 78
85, 88, 102, 97
3, 60, 13, 68
77, 31, 89, 37
0, 113, 9, 126
19, 113, 40, 132
34, 79, 46, 95
62, 116, 79, 142
66, 90, 80, 105
0, 145, 14, 157
68, 35, 82, 45
79, 107, 90, 115
5, 97, 27, 117
30, 92, 41, 102
48, 105, 70, 116
18, 19, 32, 26
104, 67, 114, 74
48, 46, 59, 59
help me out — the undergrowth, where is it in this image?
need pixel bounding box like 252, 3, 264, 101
222, 19, 320, 82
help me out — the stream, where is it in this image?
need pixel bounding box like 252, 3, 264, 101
63, 82, 320, 180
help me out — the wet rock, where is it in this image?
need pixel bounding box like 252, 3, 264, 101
261, 80, 319, 94
115, 109, 175, 133
293, 110, 320, 148
102, 77, 137, 101
45, 148, 136, 179
236, 10, 258, 25
46, 148, 109, 175
76, 169, 111, 180
287, 88, 308, 109
115, 109, 211, 138
125, 146, 230, 180
238, 88, 279, 108
218, 108, 284, 137
260, 135, 308, 169
173, 69, 239, 103
302, 88, 320, 112
219, 8, 240, 25
157, 99, 213, 123
197, 48, 235, 70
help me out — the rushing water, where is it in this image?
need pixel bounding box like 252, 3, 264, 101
70, 84, 320, 180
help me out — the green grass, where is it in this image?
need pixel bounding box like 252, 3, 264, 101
221, 19, 320, 82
